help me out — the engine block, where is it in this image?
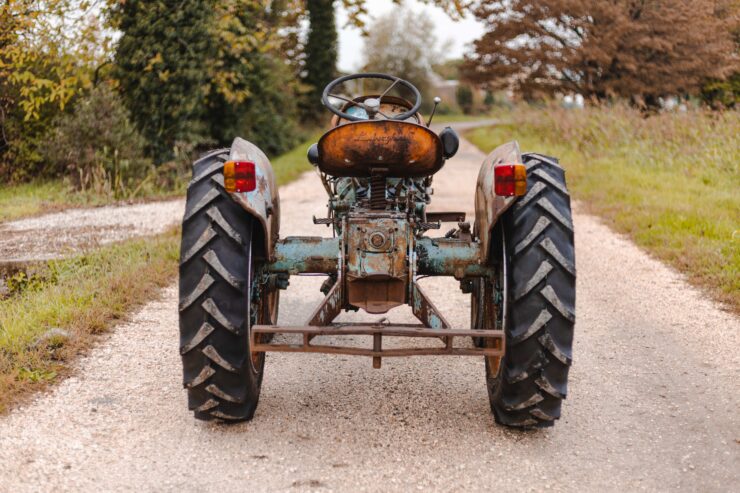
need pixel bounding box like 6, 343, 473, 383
345, 211, 410, 314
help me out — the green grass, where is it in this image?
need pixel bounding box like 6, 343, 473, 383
0, 181, 79, 222
1, 136, 323, 223
0, 179, 184, 223
466, 105, 740, 312
0, 230, 180, 412
0, 132, 330, 411
271, 132, 323, 185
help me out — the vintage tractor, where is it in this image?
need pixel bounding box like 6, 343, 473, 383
178, 73, 576, 428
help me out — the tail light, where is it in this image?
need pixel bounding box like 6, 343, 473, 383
494, 164, 527, 197
223, 161, 256, 193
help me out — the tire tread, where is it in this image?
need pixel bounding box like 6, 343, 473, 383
489, 152, 576, 428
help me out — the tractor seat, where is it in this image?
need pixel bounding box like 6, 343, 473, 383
311, 120, 454, 178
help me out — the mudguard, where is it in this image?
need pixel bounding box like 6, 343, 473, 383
474, 141, 522, 263
228, 137, 280, 258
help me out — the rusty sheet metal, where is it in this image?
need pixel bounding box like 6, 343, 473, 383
415, 237, 490, 278
317, 120, 444, 178
268, 236, 339, 274
425, 211, 466, 223
229, 137, 280, 256
306, 281, 343, 327
346, 213, 409, 314
410, 282, 450, 330
474, 141, 522, 263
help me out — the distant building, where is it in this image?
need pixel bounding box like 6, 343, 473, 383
430, 72, 460, 108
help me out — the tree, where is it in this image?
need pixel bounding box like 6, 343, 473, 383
1, 1, 112, 180
362, 8, 440, 110
302, 0, 338, 118
462, 0, 738, 106
113, 0, 215, 163
41, 84, 148, 195
702, 0, 740, 108
207, 0, 301, 154
114, 0, 301, 161
456, 84, 474, 114
339, 0, 468, 28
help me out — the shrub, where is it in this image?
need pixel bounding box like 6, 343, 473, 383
456, 85, 474, 114
702, 73, 740, 109
41, 85, 151, 198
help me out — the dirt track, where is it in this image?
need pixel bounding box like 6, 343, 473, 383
0, 131, 738, 492
0, 199, 184, 262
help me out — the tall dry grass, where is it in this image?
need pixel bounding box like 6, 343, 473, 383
467, 105, 739, 311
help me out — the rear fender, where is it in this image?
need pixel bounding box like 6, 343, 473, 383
474, 141, 522, 264
228, 137, 280, 259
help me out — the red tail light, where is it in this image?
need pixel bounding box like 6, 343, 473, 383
223, 161, 256, 193
494, 164, 527, 197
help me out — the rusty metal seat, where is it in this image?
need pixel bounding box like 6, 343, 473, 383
316, 120, 445, 178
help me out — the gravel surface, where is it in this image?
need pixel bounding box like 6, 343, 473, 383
0, 131, 737, 492
0, 199, 184, 262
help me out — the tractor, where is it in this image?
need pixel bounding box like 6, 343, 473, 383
178, 73, 576, 428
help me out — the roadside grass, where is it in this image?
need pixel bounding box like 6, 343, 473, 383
1, 135, 323, 223
0, 230, 180, 413
271, 132, 323, 185
0, 130, 334, 412
0, 181, 79, 222
0, 180, 183, 223
466, 105, 740, 312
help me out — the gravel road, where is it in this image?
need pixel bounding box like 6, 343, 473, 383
0, 199, 184, 262
0, 131, 737, 492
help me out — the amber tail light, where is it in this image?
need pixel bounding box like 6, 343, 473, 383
223, 161, 256, 193
494, 164, 527, 197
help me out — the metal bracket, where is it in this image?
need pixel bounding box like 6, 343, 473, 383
251, 324, 504, 363
411, 281, 451, 329
306, 281, 342, 327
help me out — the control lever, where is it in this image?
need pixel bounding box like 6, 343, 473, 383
426, 96, 442, 127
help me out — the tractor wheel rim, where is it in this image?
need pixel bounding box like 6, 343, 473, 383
485, 227, 507, 378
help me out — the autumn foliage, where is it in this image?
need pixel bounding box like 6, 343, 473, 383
463, 0, 739, 106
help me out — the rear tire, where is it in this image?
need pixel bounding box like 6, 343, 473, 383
486, 153, 576, 428
179, 149, 272, 422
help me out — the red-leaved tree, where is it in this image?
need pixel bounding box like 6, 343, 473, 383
463, 0, 738, 106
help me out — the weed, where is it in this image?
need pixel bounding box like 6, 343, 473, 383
466, 105, 739, 312
0, 229, 180, 412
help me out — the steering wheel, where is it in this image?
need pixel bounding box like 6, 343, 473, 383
321, 73, 422, 122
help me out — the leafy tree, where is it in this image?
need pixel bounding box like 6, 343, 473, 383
456, 84, 473, 114
339, 0, 468, 28
702, 74, 740, 109
362, 8, 440, 110
462, 0, 738, 106
41, 84, 149, 196
113, 0, 214, 163
702, 0, 740, 108
1, 0, 112, 180
209, 0, 300, 155
303, 0, 338, 118
114, 0, 301, 161
483, 90, 495, 108
433, 59, 463, 81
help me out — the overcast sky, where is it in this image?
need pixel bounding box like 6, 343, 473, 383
336, 0, 485, 72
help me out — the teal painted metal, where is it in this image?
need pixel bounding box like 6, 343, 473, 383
268, 235, 490, 278
410, 282, 450, 329
268, 236, 339, 274
415, 237, 491, 278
